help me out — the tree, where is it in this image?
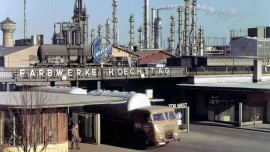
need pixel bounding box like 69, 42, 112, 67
3, 89, 68, 152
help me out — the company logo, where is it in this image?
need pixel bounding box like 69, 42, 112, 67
92, 37, 112, 65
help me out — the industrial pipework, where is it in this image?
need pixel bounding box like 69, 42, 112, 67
72, 0, 89, 45
52, 0, 89, 46
112, 0, 119, 46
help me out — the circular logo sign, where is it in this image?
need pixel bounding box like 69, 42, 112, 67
92, 37, 112, 64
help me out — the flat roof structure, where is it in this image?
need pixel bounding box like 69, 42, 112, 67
177, 82, 270, 91
0, 91, 126, 108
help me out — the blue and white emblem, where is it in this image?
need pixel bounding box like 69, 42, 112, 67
92, 37, 112, 65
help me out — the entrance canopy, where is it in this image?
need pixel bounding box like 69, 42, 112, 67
0, 91, 126, 108
177, 82, 270, 92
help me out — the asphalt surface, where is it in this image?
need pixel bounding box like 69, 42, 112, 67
68, 123, 270, 152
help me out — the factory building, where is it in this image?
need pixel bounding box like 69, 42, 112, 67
231, 37, 270, 57
231, 26, 270, 57
0, 46, 39, 67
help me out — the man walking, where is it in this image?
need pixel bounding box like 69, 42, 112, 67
71, 124, 81, 149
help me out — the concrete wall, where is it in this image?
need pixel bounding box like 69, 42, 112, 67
4, 46, 39, 67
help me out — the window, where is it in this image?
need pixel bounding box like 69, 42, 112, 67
165, 111, 176, 120
153, 113, 166, 122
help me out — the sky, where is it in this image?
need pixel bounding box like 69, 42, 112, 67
0, 0, 270, 47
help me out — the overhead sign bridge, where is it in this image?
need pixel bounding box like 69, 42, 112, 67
0, 67, 187, 82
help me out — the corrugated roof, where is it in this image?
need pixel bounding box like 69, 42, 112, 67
0, 91, 126, 108
1, 17, 16, 24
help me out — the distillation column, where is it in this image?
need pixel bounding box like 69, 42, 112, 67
177, 6, 183, 56
150, 7, 156, 49
144, 0, 150, 49
184, 0, 190, 56
138, 26, 144, 49
168, 15, 175, 54
198, 25, 204, 56
112, 0, 119, 46
129, 14, 135, 51
191, 0, 197, 56
90, 29, 95, 43
97, 24, 102, 38
105, 19, 111, 41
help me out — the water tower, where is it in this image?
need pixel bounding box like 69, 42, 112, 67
1, 17, 16, 47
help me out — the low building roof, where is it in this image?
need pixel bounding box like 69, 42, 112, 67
177, 82, 270, 92
135, 49, 174, 59
0, 46, 32, 56
0, 91, 126, 108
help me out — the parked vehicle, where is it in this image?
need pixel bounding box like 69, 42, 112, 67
86, 90, 180, 149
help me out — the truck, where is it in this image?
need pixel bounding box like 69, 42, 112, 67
86, 90, 180, 149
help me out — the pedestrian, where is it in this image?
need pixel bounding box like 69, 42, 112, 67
71, 124, 81, 149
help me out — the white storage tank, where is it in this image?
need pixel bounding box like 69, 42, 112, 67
88, 90, 151, 111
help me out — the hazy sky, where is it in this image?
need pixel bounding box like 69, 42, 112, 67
0, 0, 269, 46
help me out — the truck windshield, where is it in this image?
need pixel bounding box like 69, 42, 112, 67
153, 113, 166, 122
165, 111, 176, 120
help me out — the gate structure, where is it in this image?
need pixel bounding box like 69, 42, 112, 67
72, 112, 100, 144
168, 103, 190, 133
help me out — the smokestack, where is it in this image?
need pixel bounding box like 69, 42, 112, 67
184, 0, 190, 56
191, 0, 197, 56
112, 0, 119, 46
144, 0, 150, 49
129, 14, 135, 51
177, 6, 183, 56
24, 0, 27, 39
154, 17, 162, 49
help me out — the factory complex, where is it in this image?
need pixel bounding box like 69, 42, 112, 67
1, 0, 270, 151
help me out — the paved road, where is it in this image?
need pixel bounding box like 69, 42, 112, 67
69, 124, 270, 152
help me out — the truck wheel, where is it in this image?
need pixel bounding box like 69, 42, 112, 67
134, 132, 147, 149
